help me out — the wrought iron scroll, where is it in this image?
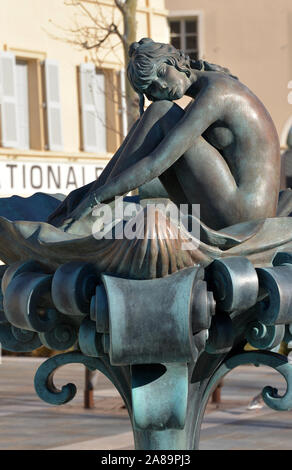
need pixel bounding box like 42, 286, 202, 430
34, 350, 132, 412
2, 252, 292, 450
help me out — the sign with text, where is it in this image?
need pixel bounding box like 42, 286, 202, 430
0, 160, 107, 196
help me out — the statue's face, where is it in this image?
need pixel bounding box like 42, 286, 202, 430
146, 63, 191, 101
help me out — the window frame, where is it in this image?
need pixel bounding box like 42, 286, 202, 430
15, 58, 30, 150
43, 59, 64, 152
79, 62, 108, 154
168, 10, 203, 61
3, 48, 47, 151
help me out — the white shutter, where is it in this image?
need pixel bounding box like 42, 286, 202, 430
0, 52, 20, 148
93, 70, 106, 153
16, 60, 30, 149
44, 59, 63, 151
79, 63, 106, 153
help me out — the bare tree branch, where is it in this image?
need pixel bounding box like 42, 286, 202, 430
47, 0, 139, 133
81, 24, 115, 49
114, 0, 125, 15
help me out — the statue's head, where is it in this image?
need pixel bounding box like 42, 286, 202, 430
127, 38, 192, 114
127, 38, 237, 115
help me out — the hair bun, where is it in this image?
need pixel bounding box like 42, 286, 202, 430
128, 42, 140, 57
139, 38, 153, 45
128, 38, 154, 57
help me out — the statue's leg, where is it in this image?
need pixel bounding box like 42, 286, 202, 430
173, 133, 277, 229
171, 137, 239, 229
103, 100, 186, 180
49, 101, 184, 226
48, 119, 141, 226
90, 100, 243, 231
92, 100, 204, 207
51, 99, 267, 230
94, 102, 278, 230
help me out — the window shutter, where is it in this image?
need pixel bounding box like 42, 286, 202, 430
79, 63, 106, 153
44, 59, 63, 151
0, 52, 20, 148
16, 60, 30, 149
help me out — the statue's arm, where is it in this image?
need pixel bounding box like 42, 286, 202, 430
61, 87, 222, 224
47, 120, 140, 225
93, 87, 221, 204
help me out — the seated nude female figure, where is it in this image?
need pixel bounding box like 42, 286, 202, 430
48, 38, 280, 232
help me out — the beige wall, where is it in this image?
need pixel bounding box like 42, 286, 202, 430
0, 0, 169, 153
166, 0, 292, 147
0, 0, 169, 196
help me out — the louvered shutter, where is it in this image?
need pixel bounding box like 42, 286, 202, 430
0, 52, 20, 148
44, 59, 63, 151
16, 60, 30, 149
79, 63, 106, 153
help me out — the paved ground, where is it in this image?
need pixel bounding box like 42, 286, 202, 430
0, 356, 291, 450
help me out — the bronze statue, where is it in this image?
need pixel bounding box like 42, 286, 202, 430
0, 38, 290, 280
48, 37, 280, 232
2, 40, 292, 452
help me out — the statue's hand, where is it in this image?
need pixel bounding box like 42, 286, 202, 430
61, 191, 101, 231
47, 183, 96, 226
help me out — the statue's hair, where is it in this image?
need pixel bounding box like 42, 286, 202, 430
127, 38, 237, 115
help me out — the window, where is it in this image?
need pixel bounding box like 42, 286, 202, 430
0, 51, 63, 151
43, 60, 64, 152
169, 18, 199, 61
0, 52, 20, 148
16, 60, 30, 149
79, 63, 107, 153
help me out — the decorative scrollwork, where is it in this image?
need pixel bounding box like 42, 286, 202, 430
38, 322, 78, 351
256, 265, 292, 325
0, 309, 6, 324
0, 323, 41, 352
284, 324, 292, 343
1, 260, 46, 295
205, 312, 234, 354
245, 321, 285, 350
78, 317, 106, 357
51, 262, 99, 316
206, 256, 258, 312
3, 273, 59, 332
202, 351, 292, 412
34, 351, 131, 411
3, 253, 292, 451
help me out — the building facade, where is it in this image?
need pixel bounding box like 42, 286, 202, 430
166, 0, 292, 150
2, 0, 291, 197
0, 0, 169, 196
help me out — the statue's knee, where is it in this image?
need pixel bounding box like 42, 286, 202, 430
145, 100, 182, 119
144, 100, 171, 117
